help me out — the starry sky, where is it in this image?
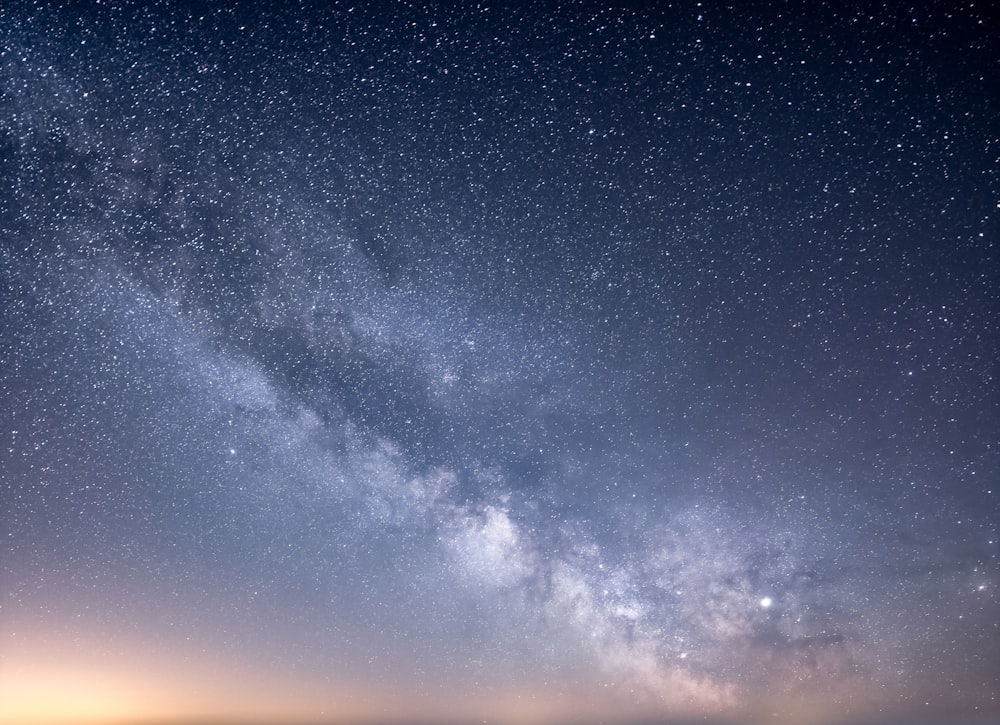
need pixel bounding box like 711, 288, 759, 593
1, 2, 998, 724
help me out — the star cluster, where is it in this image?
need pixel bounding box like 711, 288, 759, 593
1, 2, 997, 724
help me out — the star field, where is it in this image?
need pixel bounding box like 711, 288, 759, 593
1, 2, 997, 724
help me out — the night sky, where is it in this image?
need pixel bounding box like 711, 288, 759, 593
1, 2, 998, 724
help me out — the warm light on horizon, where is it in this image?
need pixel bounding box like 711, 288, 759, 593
0, 626, 730, 725
4, 618, 996, 725
0, 625, 359, 725
0, 659, 173, 725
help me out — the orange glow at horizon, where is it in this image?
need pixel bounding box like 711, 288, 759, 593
3, 620, 958, 725
0, 623, 379, 725
0, 624, 725, 725
0, 653, 415, 725
0, 652, 677, 725
0, 622, 653, 725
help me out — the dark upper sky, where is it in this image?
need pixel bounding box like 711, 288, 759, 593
1, 2, 997, 724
